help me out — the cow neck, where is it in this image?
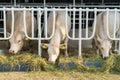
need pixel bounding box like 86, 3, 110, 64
99, 12, 108, 40
15, 12, 24, 32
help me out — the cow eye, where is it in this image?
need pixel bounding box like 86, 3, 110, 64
97, 41, 101, 45
18, 40, 21, 43
101, 47, 104, 50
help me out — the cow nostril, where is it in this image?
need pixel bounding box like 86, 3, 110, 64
9, 50, 15, 54
48, 61, 55, 64
103, 57, 109, 60
9, 50, 12, 53
12, 50, 15, 53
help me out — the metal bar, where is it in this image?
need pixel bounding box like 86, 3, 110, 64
73, 0, 75, 7
37, 9, 42, 56
69, 5, 72, 18
31, 7, 34, 38
72, 8, 75, 38
52, 8, 56, 39
65, 8, 68, 38
114, 8, 117, 38
78, 8, 82, 56
10, 7, 15, 39
119, 39, 120, 52
44, 7, 47, 38
44, 0, 46, 7
23, 8, 29, 39
14, 0, 16, 6
1, 8, 120, 12
106, 8, 110, 40
3, 7, 6, 38
86, 8, 89, 38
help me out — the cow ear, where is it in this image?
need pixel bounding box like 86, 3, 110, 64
60, 44, 66, 50
41, 43, 48, 49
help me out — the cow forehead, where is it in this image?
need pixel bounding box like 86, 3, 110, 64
101, 40, 111, 47
10, 32, 23, 42
48, 46, 59, 54
103, 40, 110, 44
16, 34, 22, 40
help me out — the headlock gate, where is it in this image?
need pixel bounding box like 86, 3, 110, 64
0, 7, 120, 56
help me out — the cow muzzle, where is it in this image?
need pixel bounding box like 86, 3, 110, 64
9, 49, 17, 54
48, 60, 55, 64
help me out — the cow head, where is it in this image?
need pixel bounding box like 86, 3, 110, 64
96, 35, 111, 59
9, 31, 26, 54
41, 43, 66, 64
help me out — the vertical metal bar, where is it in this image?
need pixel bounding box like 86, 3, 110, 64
119, 39, 120, 52
86, 8, 89, 38
73, 0, 76, 40
114, 8, 117, 38
118, 10, 120, 53
23, 8, 28, 38
73, 0, 76, 39
69, 5, 72, 18
65, 8, 68, 37
31, 7, 34, 38
14, 0, 16, 6
3, 7, 6, 38
73, 0, 75, 7
106, 8, 110, 40
115, 41, 117, 52
10, 7, 14, 39
102, 0, 104, 5
44, 8, 56, 40
78, 8, 82, 56
0, 11, 1, 20
72, 8, 75, 38
91, 8, 97, 39
38, 9, 42, 56
44, 0, 46, 7
81, 0, 83, 5
53, 8, 55, 36
44, 8, 47, 38
51, 8, 56, 39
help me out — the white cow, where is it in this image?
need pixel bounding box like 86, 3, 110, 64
93, 11, 120, 59
42, 11, 71, 64
6, 11, 37, 54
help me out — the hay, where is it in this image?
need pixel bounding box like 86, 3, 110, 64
0, 54, 7, 64
58, 56, 83, 70
0, 53, 119, 73
58, 54, 120, 74
110, 54, 120, 74
58, 55, 102, 72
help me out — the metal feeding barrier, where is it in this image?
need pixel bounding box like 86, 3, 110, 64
0, 7, 120, 56
106, 9, 120, 52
